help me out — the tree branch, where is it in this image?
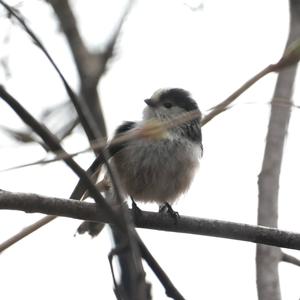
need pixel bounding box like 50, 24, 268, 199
46, 0, 95, 82
201, 64, 276, 125
281, 251, 300, 267
0, 189, 184, 299
46, 0, 133, 138
2, 190, 300, 251
0, 86, 120, 226
256, 2, 300, 299
0, 0, 102, 143
0, 86, 152, 299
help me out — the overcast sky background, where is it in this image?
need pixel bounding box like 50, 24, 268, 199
1, 0, 300, 299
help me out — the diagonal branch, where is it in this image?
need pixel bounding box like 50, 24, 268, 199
0, 0, 102, 143
46, 0, 95, 82
46, 0, 133, 138
0, 86, 120, 226
201, 64, 276, 125
0, 86, 153, 300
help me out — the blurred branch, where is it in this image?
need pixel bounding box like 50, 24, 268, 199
0, 125, 49, 150
41, 101, 79, 141
1, 109, 201, 172
46, 0, 133, 139
0, 87, 151, 299
56, 117, 79, 141
2, 190, 300, 251
46, 0, 132, 83
0, 83, 148, 299
0, 85, 120, 225
46, 0, 98, 83
256, 1, 300, 300
0, 118, 78, 151
3, 26, 300, 254
0, 0, 102, 144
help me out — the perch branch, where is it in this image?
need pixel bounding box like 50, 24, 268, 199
1, 190, 300, 251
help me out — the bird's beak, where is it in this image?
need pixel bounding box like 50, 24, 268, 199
144, 98, 157, 107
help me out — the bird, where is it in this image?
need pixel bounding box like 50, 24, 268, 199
77, 88, 203, 236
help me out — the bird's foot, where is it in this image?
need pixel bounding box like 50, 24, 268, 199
159, 203, 179, 222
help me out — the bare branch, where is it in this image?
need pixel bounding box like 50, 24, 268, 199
256, 1, 300, 300
0, 189, 184, 299
281, 252, 300, 267
0, 215, 56, 252
201, 64, 275, 126
0, 87, 153, 299
137, 236, 185, 300
1, 109, 201, 172
46, 0, 94, 82
0, 0, 102, 142
0, 125, 48, 150
46, 0, 133, 139
98, 0, 134, 80
1, 190, 300, 251
0, 86, 120, 226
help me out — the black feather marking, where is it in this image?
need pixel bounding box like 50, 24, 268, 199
181, 119, 202, 144
115, 121, 136, 135
83, 122, 136, 178
159, 88, 199, 112
110, 121, 136, 154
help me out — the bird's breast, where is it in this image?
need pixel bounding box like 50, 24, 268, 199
113, 138, 201, 204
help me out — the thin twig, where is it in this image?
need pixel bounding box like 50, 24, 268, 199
137, 236, 185, 300
0, 146, 115, 253
0, 56, 289, 256
5, 98, 300, 172
2, 0, 299, 273
1, 109, 201, 172
46, 0, 134, 138
0, 0, 101, 142
98, 0, 135, 78
0, 86, 152, 300
0, 86, 121, 226
201, 64, 276, 125
0, 215, 56, 252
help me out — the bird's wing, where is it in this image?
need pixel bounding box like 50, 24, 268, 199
87, 121, 137, 177
110, 121, 137, 154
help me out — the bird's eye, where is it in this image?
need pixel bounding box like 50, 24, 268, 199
163, 102, 173, 109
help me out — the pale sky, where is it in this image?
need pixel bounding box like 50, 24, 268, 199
1, 0, 300, 299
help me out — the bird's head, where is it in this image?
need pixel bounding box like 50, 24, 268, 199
143, 88, 201, 122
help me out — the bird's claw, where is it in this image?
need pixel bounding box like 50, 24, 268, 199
159, 203, 179, 222
131, 197, 143, 215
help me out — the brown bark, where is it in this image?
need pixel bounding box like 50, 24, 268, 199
2, 190, 300, 252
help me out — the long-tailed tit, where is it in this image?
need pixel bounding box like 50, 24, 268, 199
77, 88, 203, 236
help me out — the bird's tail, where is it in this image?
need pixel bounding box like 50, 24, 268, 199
76, 177, 111, 237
